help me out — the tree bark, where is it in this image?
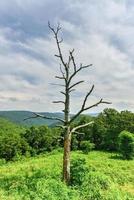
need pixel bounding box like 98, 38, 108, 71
63, 126, 71, 185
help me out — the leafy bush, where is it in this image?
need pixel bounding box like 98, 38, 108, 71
0, 134, 30, 161
70, 158, 88, 186
24, 126, 60, 154
80, 140, 95, 154
118, 131, 134, 160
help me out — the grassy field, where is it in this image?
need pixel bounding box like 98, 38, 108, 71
0, 151, 134, 200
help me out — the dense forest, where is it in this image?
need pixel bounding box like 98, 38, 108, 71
0, 108, 134, 161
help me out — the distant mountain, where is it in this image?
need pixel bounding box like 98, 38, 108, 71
0, 111, 98, 127
0, 111, 64, 127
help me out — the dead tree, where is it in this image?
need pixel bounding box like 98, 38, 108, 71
25, 23, 111, 185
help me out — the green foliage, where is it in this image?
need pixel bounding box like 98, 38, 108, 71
0, 118, 62, 160
0, 133, 30, 161
0, 118, 28, 161
80, 172, 111, 200
0, 171, 78, 200
70, 158, 88, 186
1, 109, 134, 155
0, 151, 134, 200
71, 110, 134, 152
92, 115, 107, 149
71, 134, 79, 150
0, 117, 24, 136
74, 115, 94, 141
118, 131, 134, 160
0, 110, 134, 199
93, 109, 121, 150
0, 153, 79, 200
67, 109, 134, 153
24, 126, 61, 154
80, 140, 95, 154
71, 115, 94, 151
92, 109, 134, 151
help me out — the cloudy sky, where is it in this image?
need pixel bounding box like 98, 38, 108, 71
0, 0, 134, 113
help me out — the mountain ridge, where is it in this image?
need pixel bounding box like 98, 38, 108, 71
0, 110, 98, 127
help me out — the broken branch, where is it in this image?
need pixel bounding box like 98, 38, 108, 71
71, 121, 94, 133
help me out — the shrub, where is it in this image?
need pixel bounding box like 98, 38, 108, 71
118, 131, 134, 160
24, 126, 60, 154
70, 158, 88, 186
80, 140, 95, 154
0, 134, 30, 161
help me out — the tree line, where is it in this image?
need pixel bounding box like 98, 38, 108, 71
0, 108, 134, 162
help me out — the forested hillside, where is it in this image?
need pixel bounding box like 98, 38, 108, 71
0, 111, 97, 127
0, 111, 64, 127
0, 108, 134, 161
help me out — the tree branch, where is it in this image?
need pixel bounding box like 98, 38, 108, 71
83, 99, 111, 112
60, 91, 66, 95
71, 121, 94, 133
59, 65, 65, 76
69, 49, 76, 71
68, 64, 92, 83
56, 125, 67, 129
53, 101, 65, 104
73, 131, 85, 135
48, 22, 67, 68
24, 112, 65, 123
51, 83, 65, 87
55, 54, 60, 58
82, 85, 95, 110
70, 96, 111, 123
55, 76, 65, 80
67, 55, 71, 68
69, 89, 76, 93
69, 80, 84, 90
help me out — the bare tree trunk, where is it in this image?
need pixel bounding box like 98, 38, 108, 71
63, 127, 71, 184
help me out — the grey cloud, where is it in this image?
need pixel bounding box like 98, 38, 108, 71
115, 101, 134, 111
0, 0, 75, 40
15, 73, 40, 85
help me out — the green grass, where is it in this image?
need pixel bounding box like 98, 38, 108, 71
0, 151, 133, 200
